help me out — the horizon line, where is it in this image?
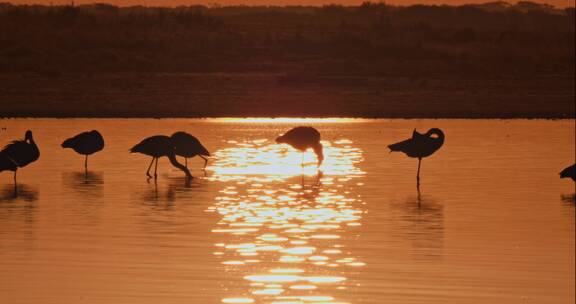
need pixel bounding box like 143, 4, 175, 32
4, 1, 575, 9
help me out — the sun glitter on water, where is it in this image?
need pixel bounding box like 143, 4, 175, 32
208, 138, 364, 178
207, 135, 366, 304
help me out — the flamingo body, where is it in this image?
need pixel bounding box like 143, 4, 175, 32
130, 135, 192, 179
131, 136, 174, 158
388, 128, 445, 158
388, 128, 445, 185
170, 132, 210, 169
62, 130, 104, 156
560, 164, 575, 181
276, 126, 324, 166
62, 130, 104, 170
0, 130, 40, 183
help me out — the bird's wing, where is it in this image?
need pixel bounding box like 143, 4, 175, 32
2, 140, 27, 156
62, 135, 78, 148
0, 140, 35, 167
388, 138, 413, 152
0, 153, 18, 172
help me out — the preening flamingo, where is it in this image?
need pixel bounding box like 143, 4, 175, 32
0, 130, 40, 184
388, 128, 445, 185
62, 130, 105, 170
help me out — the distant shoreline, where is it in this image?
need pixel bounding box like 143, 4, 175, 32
1, 73, 573, 119
0, 115, 574, 119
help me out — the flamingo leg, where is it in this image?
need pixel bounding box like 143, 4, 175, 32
13, 169, 17, 185
154, 157, 159, 179
146, 157, 155, 178
84, 155, 88, 172
416, 158, 422, 186
301, 152, 305, 167
185, 157, 188, 169
200, 156, 208, 170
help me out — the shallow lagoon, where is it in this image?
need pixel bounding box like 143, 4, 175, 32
0, 118, 574, 304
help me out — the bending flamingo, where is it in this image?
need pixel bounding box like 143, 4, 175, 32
170, 131, 210, 169
0, 130, 40, 184
276, 126, 324, 166
130, 135, 192, 179
61, 130, 105, 170
388, 128, 445, 185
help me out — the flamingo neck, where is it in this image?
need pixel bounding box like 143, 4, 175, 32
168, 153, 192, 179
312, 142, 324, 166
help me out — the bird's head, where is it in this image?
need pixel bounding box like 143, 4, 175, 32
426, 128, 444, 138
24, 130, 33, 142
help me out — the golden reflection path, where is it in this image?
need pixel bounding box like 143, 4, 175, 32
206, 137, 365, 304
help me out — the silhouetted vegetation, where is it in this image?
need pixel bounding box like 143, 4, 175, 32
0, 2, 573, 118
0, 2, 573, 76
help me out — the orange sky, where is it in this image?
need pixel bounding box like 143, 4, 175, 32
7, 0, 575, 8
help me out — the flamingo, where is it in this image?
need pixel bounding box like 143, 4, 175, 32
61, 130, 105, 170
130, 135, 192, 179
388, 128, 445, 185
0, 130, 40, 184
170, 132, 210, 169
560, 164, 575, 181
276, 126, 324, 167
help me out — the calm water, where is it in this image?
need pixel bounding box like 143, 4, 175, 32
0, 119, 574, 304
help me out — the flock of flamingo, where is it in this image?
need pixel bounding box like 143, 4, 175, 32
0, 126, 574, 188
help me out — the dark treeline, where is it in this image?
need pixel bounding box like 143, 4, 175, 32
0, 1, 574, 77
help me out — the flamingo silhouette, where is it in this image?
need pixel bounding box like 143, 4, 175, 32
560, 164, 575, 181
388, 128, 445, 185
130, 135, 192, 179
170, 132, 210, 169
62, 130, 105, 171
0, 130, 40, 185
276, 126, 324, 167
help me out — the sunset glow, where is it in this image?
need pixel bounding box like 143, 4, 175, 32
0, 0, 573, 298
7, 0, 575, 8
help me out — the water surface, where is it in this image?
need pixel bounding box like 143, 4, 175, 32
0, 119, 574, 304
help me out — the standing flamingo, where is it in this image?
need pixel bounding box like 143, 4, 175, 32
388, 128, 445, 185
130, 135, 192, 179
0, 130, 40, 185
61, 130, 105, 171
560, 164, 575, 181
170, 132, 210, 169
276, 126, 324, 167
